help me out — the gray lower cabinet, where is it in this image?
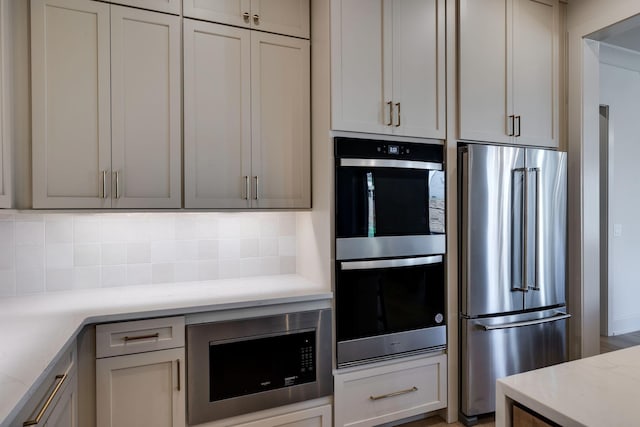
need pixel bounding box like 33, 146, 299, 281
10, 345, 77, 427
95, 317, 186, 427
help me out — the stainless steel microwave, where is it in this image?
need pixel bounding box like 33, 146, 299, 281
186, 309, 332, 425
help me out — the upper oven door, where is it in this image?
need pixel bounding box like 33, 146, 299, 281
336, 158, 445, 260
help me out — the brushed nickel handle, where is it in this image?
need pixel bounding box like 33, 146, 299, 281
369, 386, 418, 401
123, 332, 159, 342
508, 115, 515, 136
254, 176, 259, 200
522, 166, 529, 292
253, 14, 259, 24
242, 12, 250, 22
114, 171, 121, 199
386, 101, 393, 126
244, 176, 250, 200
395, 102, 401, 127
528, 167, 541, 291
23, 374, 68, 426
176, 359, 181, 391
478, 312, 571, 331
101, 170, 108, 199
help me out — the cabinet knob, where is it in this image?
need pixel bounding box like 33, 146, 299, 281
253, 14, 260, 24
242, 12, 250, 22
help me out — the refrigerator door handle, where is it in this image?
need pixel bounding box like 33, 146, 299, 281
528, 167, 541, 291
477, 312, 571, 331
512, 167, 528, 293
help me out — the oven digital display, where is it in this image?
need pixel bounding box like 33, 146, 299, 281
388, 144, 400, 155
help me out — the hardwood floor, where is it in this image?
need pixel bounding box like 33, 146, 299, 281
600, 329, 640, 353
399, 414, 495, 427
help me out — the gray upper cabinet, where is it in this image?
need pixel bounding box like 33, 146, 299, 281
183, 19, 310, 209
459, 0, 560, 148
331, 0, 446, 139
31, 0, 181, 209
183, 0, 310, 39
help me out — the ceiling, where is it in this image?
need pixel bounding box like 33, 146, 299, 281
588, 12, 640, 52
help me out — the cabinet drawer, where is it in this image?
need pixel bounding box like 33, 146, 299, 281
334, 354, 447, 427
96, 316, 185, 358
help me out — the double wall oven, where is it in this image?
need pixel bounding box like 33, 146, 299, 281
335, 137, 447, 368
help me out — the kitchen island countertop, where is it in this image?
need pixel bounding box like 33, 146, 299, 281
496, 345, 640, 426
0, 274, 331, 426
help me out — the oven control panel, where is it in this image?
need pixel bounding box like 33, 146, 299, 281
335, 137, 443, 163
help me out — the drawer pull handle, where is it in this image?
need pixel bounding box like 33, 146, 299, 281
177, 359, 181, 391
123, 332, 160, 342
23, 374, 67, 426
369, 386, 418, 401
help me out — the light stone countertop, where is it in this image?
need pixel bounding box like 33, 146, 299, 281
0, 274, 331, 426
496, 345, 640, 427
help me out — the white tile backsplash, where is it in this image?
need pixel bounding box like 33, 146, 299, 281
0, 212, 298, 296
46, 243, 73, 269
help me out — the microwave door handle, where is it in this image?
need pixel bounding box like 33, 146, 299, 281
340, 255, 443, 271
340, 158, 443, 171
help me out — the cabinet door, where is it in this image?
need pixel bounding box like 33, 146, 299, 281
250, 0, 309, 39
251, 32, 310, 208
0, 0, 10, 209
184, 20, 251, 208
96, 348, 185, 427
512, 0, 559, 147
458, 0, 513, 144
232, 404, 332, 427
107, 0, 181, 15
183, 0, 251, 28
31, 0, 111, 208
110, 6, 181, 208
331, 0, 388, 135
389, 0, 445, 139
44, 374, 78, 427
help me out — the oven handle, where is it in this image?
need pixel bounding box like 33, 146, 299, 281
340, 255, 443, 271
340, 158, 443, 171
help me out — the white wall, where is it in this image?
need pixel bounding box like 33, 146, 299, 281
599, 44, 640, 335
567, 0, 640, 358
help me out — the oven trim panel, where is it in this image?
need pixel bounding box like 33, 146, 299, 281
337, 325, 446, 368
186, 309, 333, 425
336, 235, 446, 260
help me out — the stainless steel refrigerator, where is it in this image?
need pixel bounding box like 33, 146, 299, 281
458, 143, 569, 424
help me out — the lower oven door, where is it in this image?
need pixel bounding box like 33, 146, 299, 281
336, 255, 446, 367
187, 310, 332, 425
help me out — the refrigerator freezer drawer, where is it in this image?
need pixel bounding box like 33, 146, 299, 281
460, 309, 568, 418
